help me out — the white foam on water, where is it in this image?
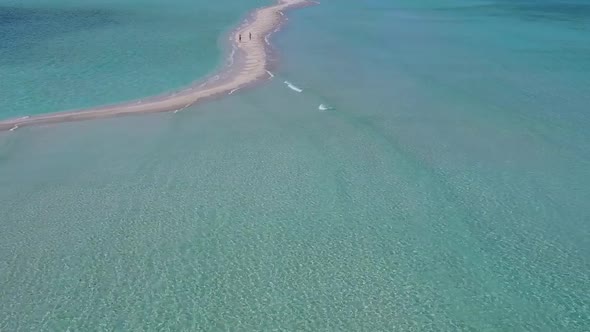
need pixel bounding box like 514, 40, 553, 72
229, 88, 240, 95
264, 35, 271, 46
174, 103, 192, 114
318, 104, 329, 111
228, 45, 237, 66
9, 125, 18, 132
266, 70, 275, 78
284, 81, 303, 93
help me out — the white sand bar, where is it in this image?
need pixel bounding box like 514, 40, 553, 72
0, 0, 312, 131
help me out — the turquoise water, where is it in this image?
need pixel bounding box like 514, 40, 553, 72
0, 0, 265, 119
1, 0, 590, 330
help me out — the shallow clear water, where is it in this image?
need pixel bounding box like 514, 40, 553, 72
1, 0, 590, 330
0, 0, 265, 119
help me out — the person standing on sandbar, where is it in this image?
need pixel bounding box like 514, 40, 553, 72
239, 34, 242, 42
249, 32, 252, 40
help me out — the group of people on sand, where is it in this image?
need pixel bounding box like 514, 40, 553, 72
238, 32, 253, 42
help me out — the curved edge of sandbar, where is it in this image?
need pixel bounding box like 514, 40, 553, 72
0, 0, 315, 131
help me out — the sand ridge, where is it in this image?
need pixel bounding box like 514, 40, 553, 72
0, 0, 312, 131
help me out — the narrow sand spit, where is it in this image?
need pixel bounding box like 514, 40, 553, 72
0, 0, 312, 131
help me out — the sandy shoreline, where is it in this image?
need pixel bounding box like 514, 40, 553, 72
0, 0, 312, 131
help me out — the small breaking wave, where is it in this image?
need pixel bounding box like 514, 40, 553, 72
227, 45, 237, 66
284, 81, 303, 93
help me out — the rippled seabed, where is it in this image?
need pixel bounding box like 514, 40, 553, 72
1, 81, 589, 330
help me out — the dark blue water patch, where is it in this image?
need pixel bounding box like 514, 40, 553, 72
0, 6, 122, 50
432, 0, 590, 24
500, 1, 590, 22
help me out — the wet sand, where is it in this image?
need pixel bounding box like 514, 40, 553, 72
0, 0, 312, 131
